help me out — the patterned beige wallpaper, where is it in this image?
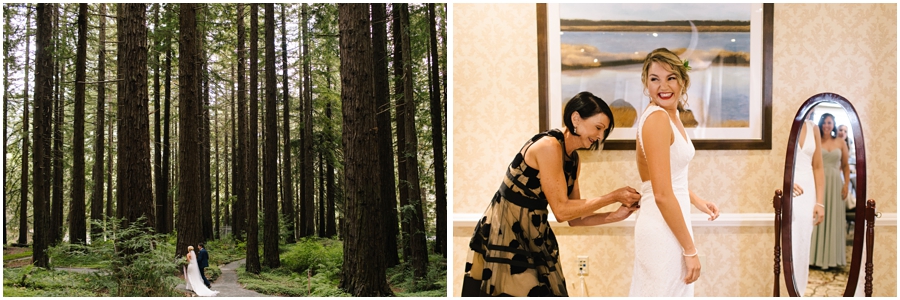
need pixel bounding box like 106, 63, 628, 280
452, 3, 896, 297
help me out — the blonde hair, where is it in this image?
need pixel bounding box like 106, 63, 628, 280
188, 246, 194, 252
641, 48, 691, 108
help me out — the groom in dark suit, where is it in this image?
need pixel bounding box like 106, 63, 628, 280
198, 243, 211, 288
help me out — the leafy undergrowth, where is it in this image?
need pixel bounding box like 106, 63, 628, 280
3, 246, 33, 262
238, 265, 351, 297
238, 237, 349, 296
46, 242, 108, 269
3, 265, 104, 297
388, 254, 447, 297
202, 235, 246, 267
237, 238, 446, 297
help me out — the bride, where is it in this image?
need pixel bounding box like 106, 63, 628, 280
184, 246, 219, 297
630, 48, 720, 296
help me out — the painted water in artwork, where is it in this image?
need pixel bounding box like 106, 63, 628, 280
559, 3, 753, 129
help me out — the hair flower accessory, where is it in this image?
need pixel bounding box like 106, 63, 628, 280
682, 59, 692, 71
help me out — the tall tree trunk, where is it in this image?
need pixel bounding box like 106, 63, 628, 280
325, 101, 336, 237
118, 3, 154, 254
245, 3, 261, 275
280, 3, 296, 244
33, 3, 53, 267
262, 3, 281, 269
371, 3, 399, 267
391, 3, 411, 263
427, 3, 447, 257
163, 19, 173, 234
153, 3, 165, 236
50, 5, 63, 245
89, 3, 107, 242
105, 106, 113, 225
215, 91, 221, 240
230, 62, 236, 235
175, 3, 202, 258
337, 5, 392, 296
317, 151, 324, 237
398, 3, 428, 278
18, 4, 32, 246
68, 3, 88, 245
301, 3, 315, 237
234, 3, 247, 242
201, 40, 213, 241
3, 4, 9, 246
115, 3, 124, 221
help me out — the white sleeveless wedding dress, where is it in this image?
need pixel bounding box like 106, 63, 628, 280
185, 250, 219, 297
629, 105, 695, 296
791, 120, 817, 295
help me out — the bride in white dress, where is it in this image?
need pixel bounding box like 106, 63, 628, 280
184, 246, 219, 297
791, 120, 826, 295
629, 48, 720, 296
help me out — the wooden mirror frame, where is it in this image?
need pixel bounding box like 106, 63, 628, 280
774, 92, 875, 296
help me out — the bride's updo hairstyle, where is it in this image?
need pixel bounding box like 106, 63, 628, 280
563, 91, 615, 150
188, 246, 194, 252
641, 48, 691, 108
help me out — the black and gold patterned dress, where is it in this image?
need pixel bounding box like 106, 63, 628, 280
462, 129, 577, 297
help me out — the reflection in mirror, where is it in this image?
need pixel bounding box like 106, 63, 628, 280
792, 103, 857, 296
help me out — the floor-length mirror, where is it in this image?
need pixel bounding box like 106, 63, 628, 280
775, 93, 874, 297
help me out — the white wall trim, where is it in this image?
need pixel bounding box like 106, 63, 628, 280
454, 212, 897, 228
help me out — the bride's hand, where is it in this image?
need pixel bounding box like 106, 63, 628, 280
694, 199, 720, 221
684, 254, 701, 284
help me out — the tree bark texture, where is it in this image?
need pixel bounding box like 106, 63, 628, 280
68, 3, 88, 245
118, 3, 155, 253
280, 3, 296, 244
245, 3, 261, 275
398, 3, 429, 278
301, 3, 315, 237
371, 3, 400, 267
262, 3, 280, 269
234, 3, 247, 242
175, 3, 202, 258
19, 5, 31, 246
32, 3, 52, 266
163, 21, 173, 234
337, 4, 393, 296
391, 3, 411, 263
428, 3, 447, 257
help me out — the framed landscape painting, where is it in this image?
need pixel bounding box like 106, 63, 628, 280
538, 3, 773, 150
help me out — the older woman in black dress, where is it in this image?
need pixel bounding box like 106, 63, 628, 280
462, 92, 642, 297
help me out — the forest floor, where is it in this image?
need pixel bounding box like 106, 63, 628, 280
3, 246, 33, 268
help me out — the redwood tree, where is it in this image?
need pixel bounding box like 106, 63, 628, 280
245, 3, 261, 275
18, 4, 31, 246
262, 3, 280, 269
428, 3, 447, 257
175, 3, 202, 258
118, 3, 155, 250
371, 3, 399, 267
33, 3, 53, 267
68, 3, 88, 245
337, 4, 392, 296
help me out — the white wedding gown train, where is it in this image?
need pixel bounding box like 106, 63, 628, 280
185, 250, 219, 297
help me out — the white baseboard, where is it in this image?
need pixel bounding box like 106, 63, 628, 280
454, 212, 897, 228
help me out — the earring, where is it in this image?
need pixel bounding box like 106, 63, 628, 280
573, 127, 578, 135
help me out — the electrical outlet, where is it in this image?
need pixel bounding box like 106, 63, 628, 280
577, 255, 589, 276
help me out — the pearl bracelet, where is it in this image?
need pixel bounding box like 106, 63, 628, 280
682, 249, 698, 257
816, 203, 825, 208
